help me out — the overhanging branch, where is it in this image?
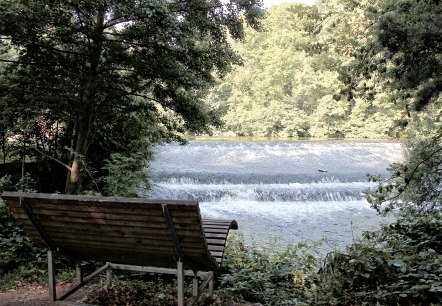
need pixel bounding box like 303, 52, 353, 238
30, 146, 72, 172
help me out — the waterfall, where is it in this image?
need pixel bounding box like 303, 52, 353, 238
144, 140, 403, 248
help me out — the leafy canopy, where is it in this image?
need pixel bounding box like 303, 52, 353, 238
0, 0, 264, 194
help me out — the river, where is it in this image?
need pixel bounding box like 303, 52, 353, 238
143, 140, 404, 250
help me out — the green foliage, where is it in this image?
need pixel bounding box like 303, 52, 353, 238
0, 174, 74, 286
209, 1, 407, 139
83, 278, 180, 305
366, 134, 442, 215
102, 152, 151, 197
0, 198, 47, 281
217, 233, 321, 305
0, 174, 11, 191
377, 0, 442, 111
310, 213, 442, 305
0, 0, 264, 193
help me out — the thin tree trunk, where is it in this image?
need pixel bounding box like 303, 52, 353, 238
1, 134, 6, 164
65, 5, 105, 194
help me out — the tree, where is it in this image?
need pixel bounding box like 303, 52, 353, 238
377, 0, 442, 112
365, 0, 442, 214
0, 0, 264, 194
208, 1, 406, 139
209, 3, 345, 137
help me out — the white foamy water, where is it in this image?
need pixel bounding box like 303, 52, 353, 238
145, 140, 404, 249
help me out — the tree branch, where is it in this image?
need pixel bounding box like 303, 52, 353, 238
385, 145, 442, 202
30, 146, 72, 171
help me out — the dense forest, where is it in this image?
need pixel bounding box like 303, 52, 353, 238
208, 0, 441, 139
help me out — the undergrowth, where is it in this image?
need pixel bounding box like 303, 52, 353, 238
81, 234, 322, 305
309, 213, 442, 305
83, 277, 181, 305
216, 233, 322, 305
0, 175, 76, 287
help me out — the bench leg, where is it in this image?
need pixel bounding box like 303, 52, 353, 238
192, 275, 199, 298
48, 250, 56, 302
177, 260, 184, 306
208, 272, 214, 296
106, 267, 112, 289
75, 263, 83, 284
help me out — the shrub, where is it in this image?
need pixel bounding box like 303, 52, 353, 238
366, 137, 442, 215
309, 213, 442, 305
83, 278, 179, 305
217, 233, 321, 305
0, 174, 75, 286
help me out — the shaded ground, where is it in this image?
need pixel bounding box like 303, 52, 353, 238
0, 281, 94, 306
0, 282, 258, 306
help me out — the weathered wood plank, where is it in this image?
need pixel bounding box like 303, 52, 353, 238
204, 232, 229, 238
206, 238, 227, 245
207, 245, 225, 252
203, 228, 229, 234
2, 192, 198, 206
202, 224, 232, 230
9, 207, 166, 222
11, 208, 201, 223
209, 251, 224, 258
12, 212, 204, 231
7, 202, 164, 215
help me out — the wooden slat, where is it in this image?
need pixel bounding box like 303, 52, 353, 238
7, 202, 164, 215
203, 228, 229, 234
2, 192, 198, 206
10, 207, 203, 226
23, 224, 169, 239
203, 219, 238, 230
11, 212, 203, 231
205, 232, 229, 238
45, 233, 176, 248
207, 245, 225, 252
210, 251, 224, 258
59, 241, 176, 254
206, 238, 227, 245
202, 224, 232, 229
8, 207, 166, 222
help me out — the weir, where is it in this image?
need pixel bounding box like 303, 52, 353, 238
145, 140, 404, 249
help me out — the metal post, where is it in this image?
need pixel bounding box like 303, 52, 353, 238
208, 272, 214, 296
177, 260, 184, 306
192, 275, 199, 298
106, 267, 112, 289
48, 250, 56, 302
75, 263, 83, 284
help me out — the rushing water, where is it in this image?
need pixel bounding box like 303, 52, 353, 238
144, 140, 404, 249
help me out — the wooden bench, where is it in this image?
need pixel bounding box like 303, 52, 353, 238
1, 191, 238, 306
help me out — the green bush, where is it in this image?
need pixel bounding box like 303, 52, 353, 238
0, 176, 48, 283
366, 137, 442, 215
217, 233, 321, 305
0, 174, 74, 286
310, 214, 442, 305
83, 278, 179, 305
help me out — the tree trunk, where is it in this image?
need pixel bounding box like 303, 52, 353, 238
65, 5, 105, 194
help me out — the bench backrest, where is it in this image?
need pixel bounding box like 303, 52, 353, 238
1, 192, 219, 271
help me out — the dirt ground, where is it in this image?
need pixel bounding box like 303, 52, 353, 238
0, 282, 91, 306
0, 283, 257, 306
